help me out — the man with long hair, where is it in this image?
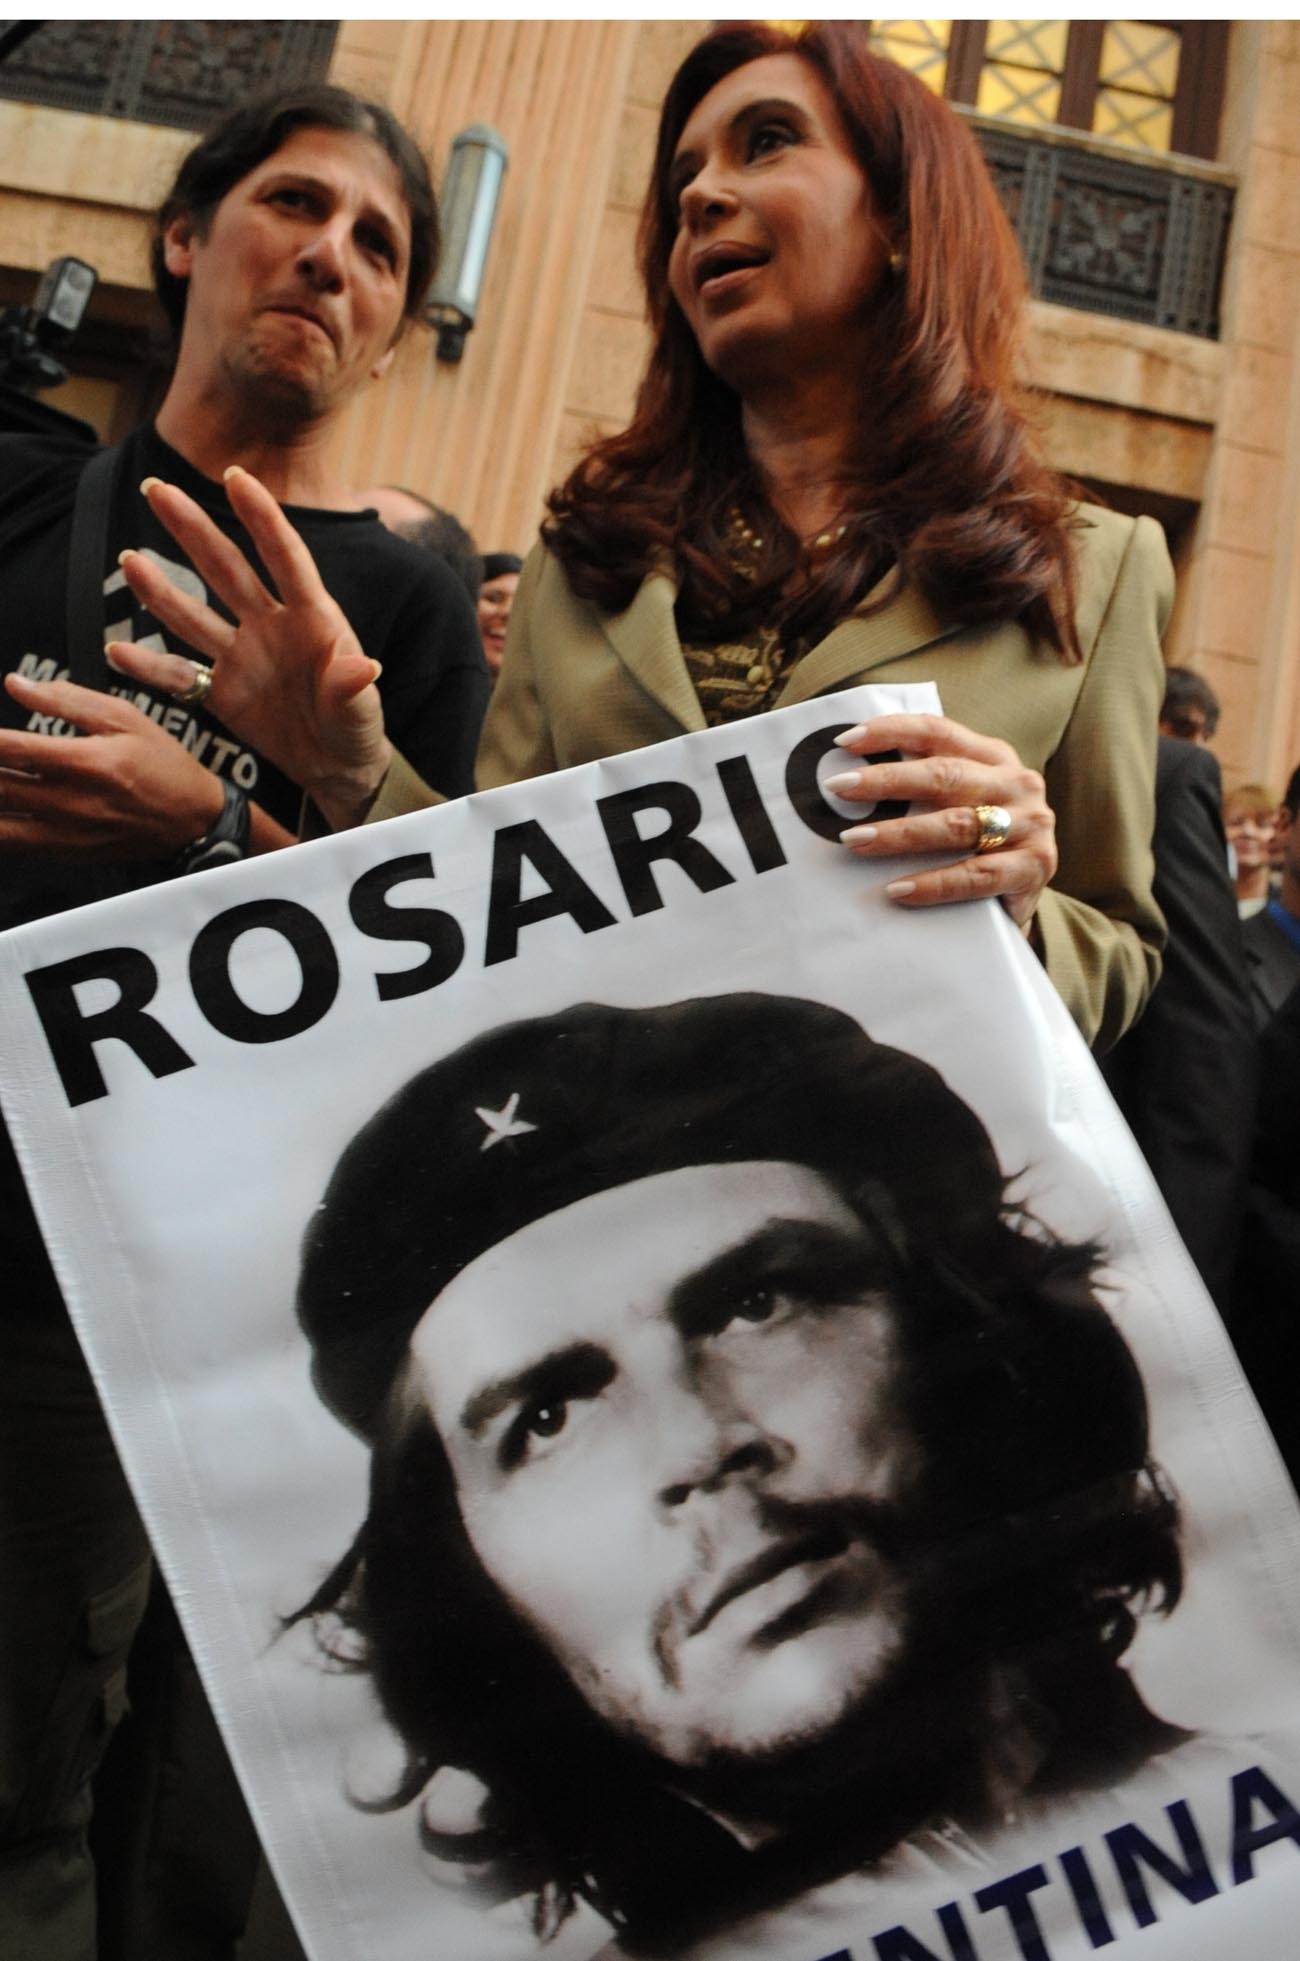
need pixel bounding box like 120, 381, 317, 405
296, 993, 1186, 1956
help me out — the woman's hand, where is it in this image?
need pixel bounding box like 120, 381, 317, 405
0, 674, 227, 860
822, 713, 1057, 931
105, 466, 392, 830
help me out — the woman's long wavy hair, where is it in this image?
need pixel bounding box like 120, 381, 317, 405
544, 21, 1085, 659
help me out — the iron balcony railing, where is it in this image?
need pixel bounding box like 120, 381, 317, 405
968, 112, 1235, 341
0, 20, 338, 132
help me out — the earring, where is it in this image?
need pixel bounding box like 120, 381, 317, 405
888, 248, 905, 274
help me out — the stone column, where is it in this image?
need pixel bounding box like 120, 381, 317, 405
1179, 20, 1300, 786
326, 19, 640, 555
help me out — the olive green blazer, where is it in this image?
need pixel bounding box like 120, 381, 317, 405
376, 506, 1170, 1052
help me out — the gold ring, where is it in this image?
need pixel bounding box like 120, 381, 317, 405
175, 663, 213, 706
974, 803, 1012, 853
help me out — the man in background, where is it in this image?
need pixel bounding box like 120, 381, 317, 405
1242, 767, 1300, 1031
1159, 665, 1220, 746
362, 482, 483, 604
1102, 725, 1255, 1315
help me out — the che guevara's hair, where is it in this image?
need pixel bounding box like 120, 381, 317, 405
152, 82, 437, 336
542, 21, 1085, 662
296, 1181, 1182, 1952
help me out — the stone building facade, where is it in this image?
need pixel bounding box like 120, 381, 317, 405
1, 18, 1297, 787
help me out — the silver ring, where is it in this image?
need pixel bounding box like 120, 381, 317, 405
973, 803, 1012, 853
174, 662, 213, 706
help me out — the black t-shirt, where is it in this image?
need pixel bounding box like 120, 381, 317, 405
0, 421, 489, 930
0, 421, 489, 1304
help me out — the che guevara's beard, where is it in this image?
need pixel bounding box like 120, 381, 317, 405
659, 1490, 1014, 1843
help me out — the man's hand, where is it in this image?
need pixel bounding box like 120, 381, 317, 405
0, 675, 227, 860
105, 466, 392, 829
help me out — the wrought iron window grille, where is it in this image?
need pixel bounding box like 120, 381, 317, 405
0, 20, 338, 131
969, 114, 1234, 340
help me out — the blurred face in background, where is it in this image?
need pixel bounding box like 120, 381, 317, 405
1160, 704, 1212, 744
1224, 794, 1277, 891
477, 570, 520, 675
1276, 801, 1300, 896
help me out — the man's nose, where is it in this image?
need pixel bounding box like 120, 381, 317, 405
296, 220, 347, 292
655, 1381, 791, 1511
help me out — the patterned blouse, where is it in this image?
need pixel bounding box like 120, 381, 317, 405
679, 513, 883, 726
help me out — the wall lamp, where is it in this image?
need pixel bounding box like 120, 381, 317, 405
425, 123, 509, 363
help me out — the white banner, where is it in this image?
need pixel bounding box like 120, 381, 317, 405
3, 684, 1300, 1961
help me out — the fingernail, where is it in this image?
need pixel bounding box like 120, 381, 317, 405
835, 723, 870, 747
885, 878, 916, 899
840, 824, 877, 846
223, 464, 245, 482
822, 770, 863, 795
104, 643, 126, 673
140, 477, 163, 494
117, 549, 137, 567
370, 660, 383, 681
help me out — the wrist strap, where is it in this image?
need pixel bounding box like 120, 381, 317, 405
173, 778, 251, 875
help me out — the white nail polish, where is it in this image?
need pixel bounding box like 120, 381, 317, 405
822, 770, 862, 795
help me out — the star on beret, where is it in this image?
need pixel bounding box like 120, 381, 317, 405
475, 1091, 538, 1152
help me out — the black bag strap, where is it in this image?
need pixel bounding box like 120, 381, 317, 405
65, 441, 126, 690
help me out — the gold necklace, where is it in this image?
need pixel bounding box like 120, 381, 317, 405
807, 522, 848, 553
728, 509, 848, 558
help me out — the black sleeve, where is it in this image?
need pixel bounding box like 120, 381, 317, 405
1254, 978, 1300, 1207
1232, 978, 1300, 1476
374, 558, 490, 803
1101, 738, 1257, 1315
0, 430, 90, 543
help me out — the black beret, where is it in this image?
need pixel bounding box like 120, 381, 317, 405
297, 994, 1005, 1440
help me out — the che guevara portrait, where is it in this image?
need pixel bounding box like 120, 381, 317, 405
290, 991, 1192, 1957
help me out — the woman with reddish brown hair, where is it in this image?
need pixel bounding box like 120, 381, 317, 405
99, 23, 1170, 1050
548, 21, 1079, 667
476, 20, 1171, 1050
